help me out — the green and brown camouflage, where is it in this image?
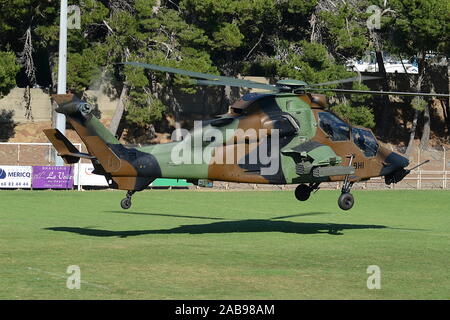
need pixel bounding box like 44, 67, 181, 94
44, 89, 412, 210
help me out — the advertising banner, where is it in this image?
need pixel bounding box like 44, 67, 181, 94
74, 163, 108, 186
0, 166, 32, 188
32, 166, 74, 189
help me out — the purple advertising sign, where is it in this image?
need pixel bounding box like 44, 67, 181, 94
32, 166, 74, 189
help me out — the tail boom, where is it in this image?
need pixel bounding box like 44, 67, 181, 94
45, 94, 161, 191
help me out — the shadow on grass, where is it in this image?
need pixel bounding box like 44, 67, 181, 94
44, 219, 387, 238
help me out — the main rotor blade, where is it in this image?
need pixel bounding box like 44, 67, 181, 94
309, 75, 382, 87
195, 79, 279, 91
123, 61, 278, 90
307, 87, 450, 98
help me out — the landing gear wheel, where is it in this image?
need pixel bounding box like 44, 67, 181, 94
295, 184, 312, 201
121, 198, 132, 210
120, 190, 135, 209
338, 193, 354, 211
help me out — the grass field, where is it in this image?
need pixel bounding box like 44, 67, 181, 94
1, 189, 450, 300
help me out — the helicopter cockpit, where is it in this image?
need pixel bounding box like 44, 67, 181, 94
318, 111, 379, 158
351, 127, 379, 157
318, 111, 350, 141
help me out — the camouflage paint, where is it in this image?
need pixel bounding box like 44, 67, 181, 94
46, 92, 409, 192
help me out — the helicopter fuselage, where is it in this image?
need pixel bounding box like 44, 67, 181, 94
45, 92, 411, 210
136, 92, 408, 186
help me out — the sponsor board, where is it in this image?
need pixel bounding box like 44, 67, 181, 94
32, 166, 74, 189
73, 163, 108, 186
0, 166, 32, 188
73, 163, 189, 187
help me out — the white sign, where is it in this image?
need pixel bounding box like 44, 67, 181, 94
74, 163, 108, 186
0, 166, 32, 188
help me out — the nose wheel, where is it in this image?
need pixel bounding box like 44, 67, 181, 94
338, 176, 354, 211
120, 191, 135, 210
294, 183, 320, 201
337, 154, 355, 211
338, 192, 354, 210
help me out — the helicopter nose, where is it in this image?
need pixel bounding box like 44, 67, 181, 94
380, 152, 409, 176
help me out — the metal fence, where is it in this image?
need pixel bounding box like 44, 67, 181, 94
0, 142, 449, 190
0, 142, 82, 166
337, 145, 449, 190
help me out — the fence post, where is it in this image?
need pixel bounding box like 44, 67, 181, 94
76, 143, 82, 191
417, 147, 420, 189
444, 146, 447, 189
443, 146, 446, 189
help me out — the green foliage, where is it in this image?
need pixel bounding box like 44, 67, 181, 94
330, 81, 375, 128
212, 23, 244, 51
284, 0, 318, 14
66, 48, 102, 94
349, 82, 372, 103
331, 104, 375, 128
319, 3, 369, 58
125, 91, 165, 127
0, 109, 16, 141
276, 0, 317, 40
386, 0, 450, 56
271, 41, 353, 85
123, 65, 149, 88
411, 97, 427, 111
0, 0, 57, 50
0, 51, 20, 98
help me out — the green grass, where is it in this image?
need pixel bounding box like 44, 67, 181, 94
1, 189, 450, 299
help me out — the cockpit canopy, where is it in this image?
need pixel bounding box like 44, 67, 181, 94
318, 112, 350, 141
351, 127, 379, 157
318, 111, 379, 157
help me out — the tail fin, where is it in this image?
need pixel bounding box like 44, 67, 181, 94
46, 94, 157, 190
43, 128, 95, 164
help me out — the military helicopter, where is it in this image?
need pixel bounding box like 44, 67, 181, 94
44, 61, 449, 210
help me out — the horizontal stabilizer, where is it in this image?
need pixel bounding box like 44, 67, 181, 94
61, 151, 96, 160
43, 128, 95, 164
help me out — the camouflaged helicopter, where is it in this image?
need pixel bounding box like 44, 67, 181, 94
44, 62, 449, 210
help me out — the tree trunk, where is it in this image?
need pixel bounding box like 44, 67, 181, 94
375, 51, 386, 75
405, 52, 425, 157
224, 85, 232, 109
419, 57, 432, 150
447, 58, 450, 133
109, 84, 128, 137
370, 31, 391, 141
376, 51, 393, 140
405, 108, 419, 157
419, 103, 430, 150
